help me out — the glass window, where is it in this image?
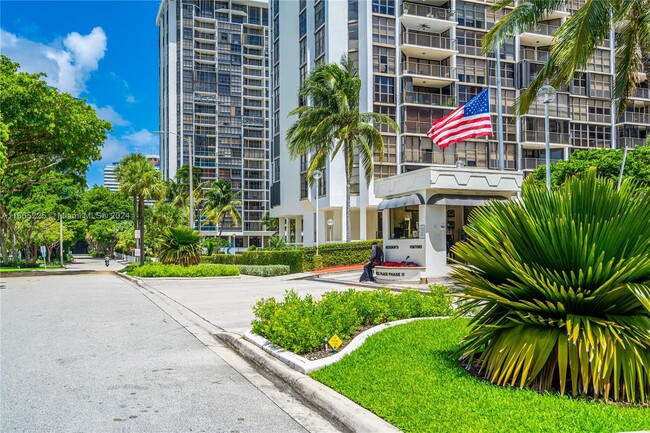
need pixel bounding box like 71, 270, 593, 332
315, 0, 325, 29
299, 11, 307, 37
372, 0, 395, 15
372, 16, 395, 45
390, 207, 420, 239
373, 46, 395, 74
315, 28, 325, 59
374, 75, 395, 103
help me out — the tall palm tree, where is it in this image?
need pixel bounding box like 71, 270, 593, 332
115, 153, 147, 232
286, 55, 399, 242
202, 179, 242, 246
118, 156, 166, 265
484, 0, 650, 114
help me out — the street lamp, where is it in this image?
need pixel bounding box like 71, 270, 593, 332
327, 218, 334, 242
313, 169, 322, 255
154, 130, 195, 230
536, 84, 557, 191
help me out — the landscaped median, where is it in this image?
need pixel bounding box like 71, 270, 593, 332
123, 262, 239, 278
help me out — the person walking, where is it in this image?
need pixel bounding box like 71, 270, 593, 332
360, 242, 384, 282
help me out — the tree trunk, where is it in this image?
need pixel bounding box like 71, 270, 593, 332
218, 214, 224, 253
344, 143, 351, 243
0, 218, 8, 265
139, 194, 145, 265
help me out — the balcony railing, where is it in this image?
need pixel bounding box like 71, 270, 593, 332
521, 158, 561, 170
400, 2, 452, 21
618, 137, 647, 147
632, 87, 650, 99
402, 61, 454, 79
522, 130, 571, 144
243, 116, 264, 126
524, 104, 570, 118
618, 112, 650, 124
401, 30, 453, 50
521, 48, 551, 63
523, 23, 559, 36
403, 91, 456, 107
402, 121, 436, 135
402, 149, 455, 165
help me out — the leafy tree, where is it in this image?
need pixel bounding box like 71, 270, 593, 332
527, 146, 650, 191
202, 179, 242, 246
116, 155, 166, 264
261, 211, 279, 233
87, 219, 130, 256
83, 186, 133, 220
453, 171, 650, 404
33, 217, 75, 264
157, 226, 202, 266
145, 202, 188, 252
286, 55, 398, 242
484, 0, 650, 114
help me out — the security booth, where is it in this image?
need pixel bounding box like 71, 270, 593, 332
374, 166, 523, 280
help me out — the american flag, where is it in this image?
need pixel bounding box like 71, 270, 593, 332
427, 88, 492, 149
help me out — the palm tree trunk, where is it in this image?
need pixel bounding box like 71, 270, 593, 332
139, 194, 145, 265
218, 215, 224, 253
344, 143, 351, 243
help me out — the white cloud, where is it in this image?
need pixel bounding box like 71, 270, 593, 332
99, 135, 129, 165
123, 129, 158, 153
0, 27, 107, 96
126, 95, 136, 103
90, 104, 131, 127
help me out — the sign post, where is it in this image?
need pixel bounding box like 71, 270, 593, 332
40, 245, 47, 269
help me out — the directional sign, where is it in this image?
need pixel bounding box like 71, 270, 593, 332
134, 249, 141, 256
328, 335, 343, 351
134, 229, 141, 239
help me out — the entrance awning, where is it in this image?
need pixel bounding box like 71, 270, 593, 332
377, 193, 425, 211
427, 195, 509, 206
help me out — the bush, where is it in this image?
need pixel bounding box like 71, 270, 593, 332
302, 240, 381, 271
236, 264, 290, 277
157, 226, 202, 266
210, 250, 305, 273
252, 287, 453, 354
452, 170, 650, 404
126, 263, 239, 278
90, 250, 105, 258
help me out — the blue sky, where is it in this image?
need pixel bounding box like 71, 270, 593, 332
1, 0, 162, 187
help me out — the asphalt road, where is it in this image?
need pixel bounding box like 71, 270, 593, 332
0, 273, 335, 432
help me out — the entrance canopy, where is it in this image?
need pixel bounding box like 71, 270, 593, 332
377, 193, 425, 211
427, 194, 508, 206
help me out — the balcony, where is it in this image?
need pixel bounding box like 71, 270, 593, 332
402, 120, 439, 135
402, 149, 455, 165
401, 30, 456, 60
521, 158, 561, 171
400, 2, 455, 33
632, 87, 650, 99
521, 130, 571, 147
617, 112, 650, 125
403, 91, 456, 108
521, 48, 551, 63
618, 137, 647, 148
520, 23, 559, 47
243, 116, 264, 127
401, 61, 456, 87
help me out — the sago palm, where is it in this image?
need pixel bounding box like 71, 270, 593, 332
202, 179, 242, 246
286, 55, 399, 242
157, 225, 202, 266
484, 0, 650, 114
452, 170, 650, 404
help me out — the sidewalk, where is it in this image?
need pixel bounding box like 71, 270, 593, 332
1, 255, 124, 278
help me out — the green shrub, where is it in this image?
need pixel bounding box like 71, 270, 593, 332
236, 264, 290, 277
452, 170, 650, 404
157, 226, 202, 266
252, 287, 453, 354
302, 239, 381, 271
126, 263, 239, 278
210, 250, 305, 273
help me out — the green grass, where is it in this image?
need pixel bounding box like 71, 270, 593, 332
311, 319, 650, 433
0, 265, 64, 272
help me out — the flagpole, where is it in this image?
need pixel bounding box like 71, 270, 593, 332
495, 46, 505, 170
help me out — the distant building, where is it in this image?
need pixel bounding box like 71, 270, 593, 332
103, 163, 120, 192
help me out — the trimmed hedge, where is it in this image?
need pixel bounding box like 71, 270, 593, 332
303, 239, 382, 271
252, 285, 453, 354
126, 263, 239, 278
236, 265, 291, 277
210, 250, 305, 273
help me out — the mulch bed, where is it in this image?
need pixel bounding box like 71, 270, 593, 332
303, 324, 375, 360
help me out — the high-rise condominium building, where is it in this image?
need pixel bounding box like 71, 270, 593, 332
270, 0, 649, 245
157, 0, 271, 248
103, 164, 120, 192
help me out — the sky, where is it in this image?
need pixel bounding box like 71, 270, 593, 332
1, 0, 162, 187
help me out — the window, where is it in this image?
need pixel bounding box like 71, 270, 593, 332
372, 0, 395, 15
390, 207, 420, 239
299, 38, 307, 65
456, 29, 485, 57
458, 85, 482, 104
299, 11, 307, 37
315, 28, 325, 59
314, 0, 325, 29
372, 16, 395, 45
589, 73, 611, 98
348, 22, 359, 52
456, 1, 486, 29
349, 0, 358, 20
373, 46, 395, 74
572, 73, 587, 96
374, 75, 395, 103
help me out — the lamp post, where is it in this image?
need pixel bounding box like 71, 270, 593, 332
313, 169, 322, 255
536, 84, 557, 191
617, 146, 633, 191
154, 130, 195, 230
327, 218, 334, 242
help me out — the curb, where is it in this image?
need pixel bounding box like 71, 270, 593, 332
0, 269, 119, 278
243, 317, 447, 374
214, 332, 402, 433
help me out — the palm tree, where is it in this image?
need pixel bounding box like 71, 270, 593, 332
118, 156, 166, 265
484, 0, 650, 114
115, 153, 147, 232
286, 55, 399, 242
202, 179, 242, 247
157, 226, 202, 267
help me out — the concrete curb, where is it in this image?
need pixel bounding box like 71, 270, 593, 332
1, 269, 118, 278
214, 331, 402, 433
243, 317, 447, 374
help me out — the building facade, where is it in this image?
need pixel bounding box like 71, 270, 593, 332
103, 164, 120, 192
270, 0, 650, 246
157, 0, 271, 247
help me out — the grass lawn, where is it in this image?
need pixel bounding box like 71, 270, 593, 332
311, 319, 650, 433
0, 266, 64, 273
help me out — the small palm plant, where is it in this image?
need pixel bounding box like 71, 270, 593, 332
452, 170, 650, 404
157, 226, 202, 267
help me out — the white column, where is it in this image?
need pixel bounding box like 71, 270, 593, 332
359, 206, 367, 241
282, 218, 289, 242
295, 217, 303, 245
424, 205, 448, 277
318, 211, 327, 244
303, 211, 315, 246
